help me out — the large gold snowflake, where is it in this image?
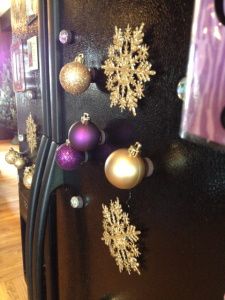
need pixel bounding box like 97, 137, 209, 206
102, 197, 141, 275
102, 23, 156, 116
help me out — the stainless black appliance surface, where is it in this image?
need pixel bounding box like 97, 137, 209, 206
13, 0, 225, 299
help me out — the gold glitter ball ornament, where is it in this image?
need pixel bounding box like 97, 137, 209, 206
105, 142, 152, 189
59, 54, 91, 95
5, 148, 18, 164
102, 197, 141, 275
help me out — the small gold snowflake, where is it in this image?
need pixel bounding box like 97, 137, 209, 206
26, 113, 37, 154
102, 197, 141, 275
102, 23, 156, 116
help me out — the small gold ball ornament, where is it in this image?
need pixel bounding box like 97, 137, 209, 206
104, 142, 154, 189
5, 148, 18, 164
23, 165, 35, 190
59, 53, 91, 95
14, 155, 26, 170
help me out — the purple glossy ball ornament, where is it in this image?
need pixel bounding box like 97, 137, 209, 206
68, 113, 103, 151
56, 140, 85, 171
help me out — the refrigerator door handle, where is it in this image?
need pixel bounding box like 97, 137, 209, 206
32, 142, 60, 300
25, 135, 51, 300
32, 141, 81, 300
32, 140, 81, 300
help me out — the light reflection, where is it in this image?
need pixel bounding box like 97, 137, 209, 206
203, 27, 208, 34
112, 159, 137, 178
67, 69, 80, 83
213, 25, 222, 40
210, 11, 216, 19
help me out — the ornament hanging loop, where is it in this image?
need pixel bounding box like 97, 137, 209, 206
81, 112, 90, 125
74, 53, 85, 64
128, 142, 142, 157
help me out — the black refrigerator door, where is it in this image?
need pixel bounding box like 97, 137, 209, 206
33, 1, 225, 300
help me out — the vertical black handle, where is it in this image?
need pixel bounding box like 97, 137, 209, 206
25, 135, 51, 300
31, 0, 62, 297
38, 0, 51, 137
32, 142, 61, 300
48, 0, 62, 143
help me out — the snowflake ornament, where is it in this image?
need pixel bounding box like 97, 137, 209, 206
102, 23, 156, 116
102, 197, 141, 275
26, 113, 37, 154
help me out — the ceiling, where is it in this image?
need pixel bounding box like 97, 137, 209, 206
0, 1, 11, 17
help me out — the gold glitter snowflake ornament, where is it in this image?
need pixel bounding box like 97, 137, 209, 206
102, 197, 141, 275
102, 23, 156, 116
26, 113, 37, 154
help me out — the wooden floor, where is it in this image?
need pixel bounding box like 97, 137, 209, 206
0, 140, 27, 300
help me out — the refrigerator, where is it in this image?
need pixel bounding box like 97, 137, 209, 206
13, 0, 225, 299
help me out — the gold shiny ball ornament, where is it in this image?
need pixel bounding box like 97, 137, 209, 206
14, 156, 26, 170
23, 165, 35, 190
104, 142, 154, 189
5, 148, 18, 164
59, 53, 91, 95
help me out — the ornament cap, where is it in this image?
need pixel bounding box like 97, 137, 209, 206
74, 53, 85, 64
81, 112, 90, 125
144, 157, 154, 177
99, 130, 106, 145
26, 89, 36, 100
59, 29, 73, 44
128, 142, 142, 157
70, 196, 84, 208
89, 68, 97, 83
84, 151, 89, 163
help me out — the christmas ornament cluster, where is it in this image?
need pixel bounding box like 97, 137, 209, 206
59, 23, 156, 117
56, 113, 154, 190
5, 147, 35, 190
57, 23, 157, 276
56, 112, 105, 171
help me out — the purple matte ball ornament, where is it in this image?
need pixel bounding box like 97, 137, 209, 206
68, 113, 104, 151
56, 140, 85, 171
